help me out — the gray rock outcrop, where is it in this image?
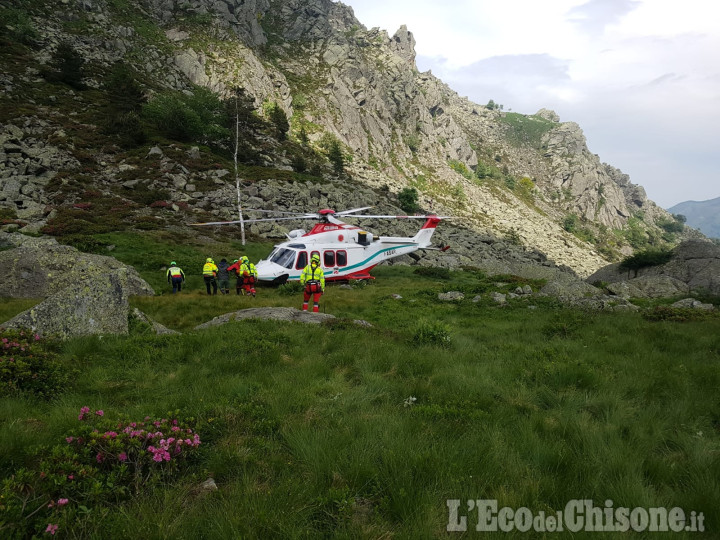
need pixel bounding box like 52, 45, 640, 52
587, 240, 720, 296
0, 233, 154, 298
671, 298, 715, 311
194, 307, 336, 329
4, 268, 133, 338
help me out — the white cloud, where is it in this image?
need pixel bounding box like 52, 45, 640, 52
345, 0, 720, 207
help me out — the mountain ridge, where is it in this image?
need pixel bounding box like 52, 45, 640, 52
668, 197, 720, 239
0, 0, 699, 277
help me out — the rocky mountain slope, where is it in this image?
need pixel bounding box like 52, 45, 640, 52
0, 0, 695, 278
668, 197, 720, 239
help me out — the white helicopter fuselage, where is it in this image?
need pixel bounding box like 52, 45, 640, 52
255, 216, 441, 283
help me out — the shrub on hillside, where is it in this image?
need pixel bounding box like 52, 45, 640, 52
0, 7, 39, 45
398, 187, 420, 214
642, 306, 719, 323
413, 266, 450, 280
326, 138, 344, 174
57, 234, 112, 253
0, 407, 201, 538
0, 327, 68, 399
619, 248, 673, 277
267, 102, 289, 140
144, 86, 229, 145
42, 42, 85, 89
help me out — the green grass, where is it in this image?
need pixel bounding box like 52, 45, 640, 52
499, 113, 556, 149
2, 264, 719, 537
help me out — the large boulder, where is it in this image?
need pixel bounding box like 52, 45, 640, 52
3, 268, 134, 338
539, 278, 601, 299
194, 307, 335, 330
587, 240, 720, 296
0, 233, 154, 298
626, 275, 690, 298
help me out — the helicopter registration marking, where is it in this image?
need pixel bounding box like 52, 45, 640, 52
386, 249, 397, 256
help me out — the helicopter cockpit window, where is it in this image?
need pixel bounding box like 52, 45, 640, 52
270, 248, 296, 269
324, 251, 335, 267
296, 251, 308, 270
288, 243, 306, 249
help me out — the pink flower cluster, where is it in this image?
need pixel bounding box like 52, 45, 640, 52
69, 408, 201, 466
78, 406, 103, 421
147, 434, 201, 462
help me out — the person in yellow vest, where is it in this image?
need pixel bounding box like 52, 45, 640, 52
240, 256, 258, 298
166, 261, 185, 294
202, 257, 218, 295
300, 253, 325, 312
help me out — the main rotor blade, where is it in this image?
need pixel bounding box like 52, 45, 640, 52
190, 215, 317, 226
344, 214, 452, 219
336, 206, 373, 215
244, 209, 318, 217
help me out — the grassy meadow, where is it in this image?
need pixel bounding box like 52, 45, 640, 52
2, 258, 720, 538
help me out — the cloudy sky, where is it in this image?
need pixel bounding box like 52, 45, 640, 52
345, 0, 720, 208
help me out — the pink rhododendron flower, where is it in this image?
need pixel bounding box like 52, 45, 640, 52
66, 437, 74, 443
45, 524, 58, 535
95, 410, 104, 416
57, 498, 68, 506
96, 453, 104, 463
118, 452, 128, 462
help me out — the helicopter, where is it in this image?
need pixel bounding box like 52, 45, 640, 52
192, 207, 450, 284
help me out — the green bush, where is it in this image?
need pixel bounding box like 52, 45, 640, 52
42, 42, 85, 89
0, 328, 68, 399
144, 87, 229, 145
642, 306, 719, 322
413, 266, 450, 279
405, 134, 420, 153
106, 111, 147, 147
267, 102, 289, 140
327, 140, 344, 174
517, 176, 535, 198
278, 281, 304, 296
398, 187, 420, 214
0, 7, 39, 45
562, 213, 596, 243
657, 216, 685, 234
413, 320, 451, 348
619, 248, 673, 277
58, 234, 113, 253
448, 159, 473, 180
0, 408, 201, 538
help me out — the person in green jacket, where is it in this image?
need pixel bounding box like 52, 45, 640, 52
166, 261, 185, 294
239, 256, 258, 298
300, 253, 325, 312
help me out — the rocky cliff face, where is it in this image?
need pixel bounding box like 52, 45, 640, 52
0, 0, 688, 277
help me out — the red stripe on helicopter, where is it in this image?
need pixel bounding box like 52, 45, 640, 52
422, 216, 441, 229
